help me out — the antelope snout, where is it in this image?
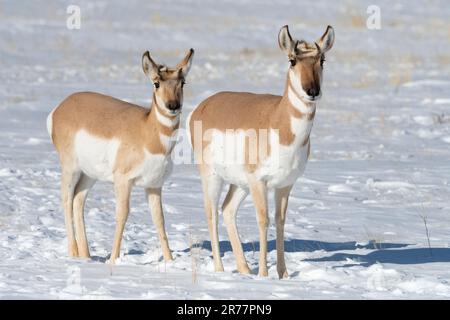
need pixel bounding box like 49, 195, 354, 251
305, 86, 321, 101
166, 101, 181, 112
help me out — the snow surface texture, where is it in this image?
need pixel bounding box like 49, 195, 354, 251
1, 0, 450, 299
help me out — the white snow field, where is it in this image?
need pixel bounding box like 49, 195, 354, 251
1, 0, 450, 299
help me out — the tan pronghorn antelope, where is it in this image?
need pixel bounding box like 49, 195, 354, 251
188, 25, 334, 278
47, 49, 194, 262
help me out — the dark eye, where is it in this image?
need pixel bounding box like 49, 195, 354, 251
320, 57, 325, 68
181, 80, 186, 87
154, 82, 160, 89
289, 59, 296, 67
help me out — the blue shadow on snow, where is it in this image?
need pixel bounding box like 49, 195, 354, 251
196, 239, 408, 255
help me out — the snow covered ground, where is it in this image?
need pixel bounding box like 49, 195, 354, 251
1, 0, 450, 299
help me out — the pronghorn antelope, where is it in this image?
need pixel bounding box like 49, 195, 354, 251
47, 49, 194, 262
188, 26, 334, 278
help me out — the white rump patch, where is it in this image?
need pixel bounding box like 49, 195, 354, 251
46, 107, 57, 140
185, 109, 194, 148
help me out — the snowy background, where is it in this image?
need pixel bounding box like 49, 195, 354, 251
1, 0, 450, 299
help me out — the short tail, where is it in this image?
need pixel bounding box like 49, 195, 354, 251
185, 108, 194, 148
46, 107, 57, 142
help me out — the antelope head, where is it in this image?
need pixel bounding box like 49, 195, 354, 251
142, 49, 194, 115
278, 25, 334, 102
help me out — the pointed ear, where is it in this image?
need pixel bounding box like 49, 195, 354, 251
177, 48, 194, 77
278, 25, 296, 56
142, 51, 159, 77
316, 26, 335, 53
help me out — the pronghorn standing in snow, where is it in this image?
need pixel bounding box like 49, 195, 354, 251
47, 49, 194, 262
188, 26, 334, 278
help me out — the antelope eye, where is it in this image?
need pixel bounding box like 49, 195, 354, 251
181, 80, 186, 87
154, 82, 160, 89
320, 57, 325, 67
289, 59, 296, 67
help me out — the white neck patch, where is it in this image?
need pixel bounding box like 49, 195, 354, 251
287, 85, 315, 115
155, 104, 180, 127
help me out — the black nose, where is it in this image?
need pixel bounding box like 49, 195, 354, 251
306, 87, 320, 98
167, 101, 181, 111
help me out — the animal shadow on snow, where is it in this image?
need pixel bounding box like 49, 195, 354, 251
197, 239, 405, 255
197, 240, 450, 267
305, 247, 450, 267
93, 241, 450, 268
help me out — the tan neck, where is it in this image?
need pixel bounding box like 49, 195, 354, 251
145, 94, 180, 155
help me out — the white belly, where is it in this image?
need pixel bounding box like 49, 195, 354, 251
74, 130, 172, 187
206, 129, 309, 189
74, 130, 120, 181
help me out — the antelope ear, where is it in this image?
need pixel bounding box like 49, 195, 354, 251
176, 48, 195, 77
316, 26, 335, 53
278, 25, 296, 56
142, 51, 159, 77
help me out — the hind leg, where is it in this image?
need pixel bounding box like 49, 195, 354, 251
73, 173, 96, 258
60, 167, 81, 257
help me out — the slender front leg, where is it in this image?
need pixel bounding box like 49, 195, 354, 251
146, 187, 173, 261
247, 176, 269, 277
222, 184, 251, 274
110, 177, 132, 263
275, 185, 293, 279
